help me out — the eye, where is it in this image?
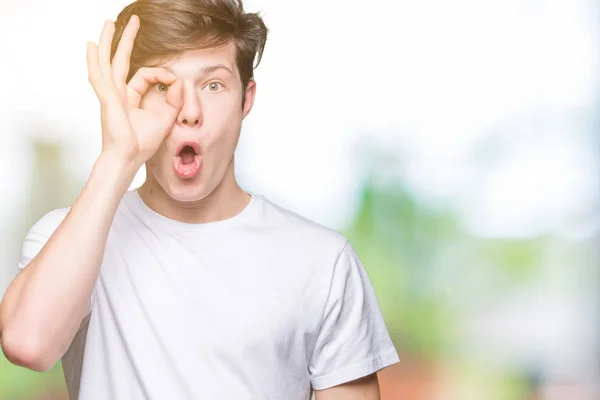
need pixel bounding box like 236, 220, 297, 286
155, 83, 170, 93
203, 82, 224, 92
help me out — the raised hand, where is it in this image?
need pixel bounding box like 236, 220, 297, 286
86, 16, 184, 167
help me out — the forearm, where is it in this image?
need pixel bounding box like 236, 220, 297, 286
0, 152, 138, 371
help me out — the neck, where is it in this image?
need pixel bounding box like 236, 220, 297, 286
137, 162, 251, 224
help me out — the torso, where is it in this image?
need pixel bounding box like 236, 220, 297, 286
63, 190, 346, 400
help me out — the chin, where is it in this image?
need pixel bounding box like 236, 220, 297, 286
150, 167, 213, 203
167, 185, 209, 203
165, 178, 212, 203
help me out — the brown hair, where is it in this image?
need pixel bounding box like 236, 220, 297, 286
111, 0, 268, 103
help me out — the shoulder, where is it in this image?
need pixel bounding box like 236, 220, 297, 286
254, 194, 349, 256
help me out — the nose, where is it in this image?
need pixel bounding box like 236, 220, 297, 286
179, 116, 200, 127
176, 82, 202, 128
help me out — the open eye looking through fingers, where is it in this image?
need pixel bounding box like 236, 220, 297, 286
154, 82, 170, 93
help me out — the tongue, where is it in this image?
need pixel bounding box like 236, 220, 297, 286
181, 150, 195, 165
173, 154, 202, 179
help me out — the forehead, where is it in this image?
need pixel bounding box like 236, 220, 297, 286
162, 41, 238, 79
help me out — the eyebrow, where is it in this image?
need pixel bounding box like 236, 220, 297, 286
164, 64, 234, 77
200, 64, 234, 75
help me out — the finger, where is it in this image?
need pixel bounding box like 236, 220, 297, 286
86, 41, 108, 99
112, 15, 140, 96
165, 79, 184, 115
98, 20, 115, 79
126, 68, 178, 108
157, 79, 184, 133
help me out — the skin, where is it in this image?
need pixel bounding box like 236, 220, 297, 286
315, 373, 381, 400
137, 39, 256, 222
0, 14, 382, 399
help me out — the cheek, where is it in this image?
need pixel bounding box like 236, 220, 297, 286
146, 142, 171, 174
203, 95, 242, 140
211, 115, 241, 150
203, 90, 239, 111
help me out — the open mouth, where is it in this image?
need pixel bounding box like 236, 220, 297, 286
173, 141, 202, 179
179, 145, 197, 165
176, 141, 201, 159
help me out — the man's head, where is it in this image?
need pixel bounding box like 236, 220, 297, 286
111, 0, 267, 202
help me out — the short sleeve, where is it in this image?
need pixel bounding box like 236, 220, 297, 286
18, 208, 70, 270
308, 240, 400, 390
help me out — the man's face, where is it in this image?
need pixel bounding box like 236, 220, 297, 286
140, 41, 255, 202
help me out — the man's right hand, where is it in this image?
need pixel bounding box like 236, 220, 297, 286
0, 14, 186, 374
87, 15, 184, 168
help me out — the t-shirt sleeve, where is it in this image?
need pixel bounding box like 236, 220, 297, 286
308, 240, 400, 390
18, 208, 70, 270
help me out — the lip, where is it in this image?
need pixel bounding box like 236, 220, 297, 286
174, 140, 201, 156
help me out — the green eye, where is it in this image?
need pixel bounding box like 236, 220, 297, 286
156, 83, 170, 93
205, 82, 223, 92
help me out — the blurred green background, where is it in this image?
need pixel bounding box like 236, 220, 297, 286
1, 134, 598, 399
1, 0, 599, 399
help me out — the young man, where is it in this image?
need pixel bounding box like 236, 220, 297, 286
0, 1, 399, 399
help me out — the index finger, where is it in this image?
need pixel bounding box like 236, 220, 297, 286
112, 15, 140, 92
126, 67, 179, 108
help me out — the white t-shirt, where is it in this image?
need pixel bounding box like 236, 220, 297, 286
17, 190, 399, 400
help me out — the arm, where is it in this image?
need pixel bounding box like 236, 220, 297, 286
0, 154, 137, 372
314, 373, 380, 400
0, 15, 183, 372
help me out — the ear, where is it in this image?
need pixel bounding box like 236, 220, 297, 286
242, 79, 257, 119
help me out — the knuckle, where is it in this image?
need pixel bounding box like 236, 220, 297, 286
98, 87, 120, 106
99, 96, 111, 107
111, 70, 124, 83
88, 71, 100, 82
